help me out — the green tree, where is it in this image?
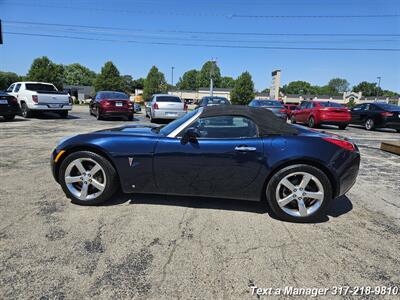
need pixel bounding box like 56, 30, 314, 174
220, 76, 235, 89
281, 81, 314, 94
94, 61, 123, 91
352, 81, 382, 97
64, 63, 96, 86
346, 98, 357, 109
381, 90, 399, 97
312, 85, 335, 95
176, 69, 199, 90
261, 87, 270, 94
27, 56, 64, 90
230, 71, 255, 105
328, 78, 350, 94
121, 75, 135, 94
143, 66, 167, 101
0, 71, 22, 91
132, 78, 145, 90
196, 61, 221, 88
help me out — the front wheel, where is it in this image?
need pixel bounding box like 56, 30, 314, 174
266, 164, 332, 222
127, 114, 133, 121
338, 124, 347, 130
59, 151, 119, 205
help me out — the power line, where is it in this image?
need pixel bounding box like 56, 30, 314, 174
4, 20, 400, 37
1, 2, 399, 18
5, 31, 400, 51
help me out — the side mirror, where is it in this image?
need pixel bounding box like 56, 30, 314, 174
181, 127, 200, 144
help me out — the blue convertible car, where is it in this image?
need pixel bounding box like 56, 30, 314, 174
51, 105, 360, 222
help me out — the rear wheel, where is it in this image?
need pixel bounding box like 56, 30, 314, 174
365, 118, 375, 131
4, 115, 15, 121
59, 151, 118, 205
338, 124, 347, 130
266, 164, 332, 222
127, 114, 133, 121
308, 117, 315, 128
21, 102, 33, 118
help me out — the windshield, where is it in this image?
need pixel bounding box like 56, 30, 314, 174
319, 102, 344, 108
204, 97, 230, 105
159, 109, 199, 136
26, 83, 57, 92
375, 103, 400, 111
99, 92, 128, 99
258, 100, 283, 107
156, 96, 182, 103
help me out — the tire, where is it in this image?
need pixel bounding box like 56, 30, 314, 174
365, 118, 375, 131
150, 113, 156, 123
4, 115, 15, 121
290, 115, 296, 124
265, 164, 332, 223
59, 151, 119, 205
308, 117, 315, 128
21, 102, 33, 118
59, 111, 68, 118
96, 108, 103, 120
338, 124, 347, 130
127, 114, 133, 121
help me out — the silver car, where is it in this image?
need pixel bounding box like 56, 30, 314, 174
248, 99, 287, 120
146, 94, 187, 122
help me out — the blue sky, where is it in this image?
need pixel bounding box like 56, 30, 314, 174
0, 0, 399, 92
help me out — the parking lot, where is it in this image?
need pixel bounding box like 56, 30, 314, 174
1, 105, 399, 299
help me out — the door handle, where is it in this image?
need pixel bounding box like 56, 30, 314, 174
234, 146, 256, 152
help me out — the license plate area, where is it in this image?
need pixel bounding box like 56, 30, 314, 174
49, 104, 61, 108
115, 102, 123, 107
165, 112, 177, 116
0, 99, 8, 104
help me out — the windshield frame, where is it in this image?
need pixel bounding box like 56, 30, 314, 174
159, 108, 203, 137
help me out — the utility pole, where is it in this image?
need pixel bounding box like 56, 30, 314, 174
171, 66, 175, 87
210, 58, 217, 97
376, 76, 381, 99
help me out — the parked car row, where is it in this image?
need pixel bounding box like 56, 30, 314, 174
289, 100, 400, 132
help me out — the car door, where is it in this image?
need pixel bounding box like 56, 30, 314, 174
350, 104, 364, 124
153, 115, 264, 198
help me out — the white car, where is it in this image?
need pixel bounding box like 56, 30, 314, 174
145, 94, 187, 122
7, 82, 72, 118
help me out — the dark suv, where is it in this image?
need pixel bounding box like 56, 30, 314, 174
196, 96, 231, 108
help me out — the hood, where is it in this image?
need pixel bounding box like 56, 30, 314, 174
94, 124, 161, 137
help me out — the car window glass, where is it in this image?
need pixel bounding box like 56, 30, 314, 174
25, 83, 57, 92
352, 105, 362, 111
156, 96, 182, 103
6, 84, 15, 92
300, 102, 308, 109
14, 84, 21, 92
365, 104, 370, 110
188, 116, 258, 139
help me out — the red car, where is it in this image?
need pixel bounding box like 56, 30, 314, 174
283, 104, 299, 119
89, 91, 134, 121
291, 100, 351, 129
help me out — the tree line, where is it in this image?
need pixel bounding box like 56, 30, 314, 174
0, 56, 398, 106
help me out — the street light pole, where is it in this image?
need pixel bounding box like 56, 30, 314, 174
171, 66, 175, 87
210, 59, 216, 97
376, 76, 381, 98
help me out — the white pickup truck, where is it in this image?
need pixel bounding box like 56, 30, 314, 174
6, 82, 72, 118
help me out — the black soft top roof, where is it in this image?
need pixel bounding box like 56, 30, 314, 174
200, 105, 298, 136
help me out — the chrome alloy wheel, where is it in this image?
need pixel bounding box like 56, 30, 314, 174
365, 119, 374, 130
64, 158, 106, 201
275, 171, 324, 217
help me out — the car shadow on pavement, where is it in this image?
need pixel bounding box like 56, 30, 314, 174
32, 112, 80, 119
102, 192, 353, 222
